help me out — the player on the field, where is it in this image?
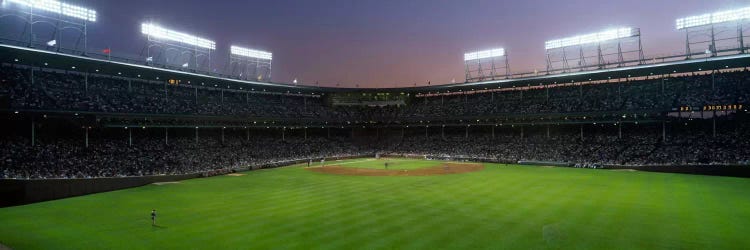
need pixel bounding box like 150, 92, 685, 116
151, 209, 157, 226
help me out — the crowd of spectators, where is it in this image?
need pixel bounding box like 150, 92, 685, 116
2, 66, 750, 120
388, 129, 750, 166
2, 124, 749, 179
0, 134, 364, 179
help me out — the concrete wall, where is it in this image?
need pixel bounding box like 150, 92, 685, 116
0, 174, 200, 207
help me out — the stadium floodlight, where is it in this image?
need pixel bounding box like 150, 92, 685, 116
141, 23, 216, 50
464, 48, 510, 82
464, 48, 505, 61
676, 7, 750, 30
230, 45, 272, 60
229, 45, 272, 81
545, 28, 636, 50
4, 0, 97, 22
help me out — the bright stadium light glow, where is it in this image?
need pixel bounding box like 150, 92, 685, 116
676, 7, 750, 30
545, 27, 636, 50
464, 48, 505, 61
141, 23, 216, 50
5, 0, 97, 22
230, 45, 272, 60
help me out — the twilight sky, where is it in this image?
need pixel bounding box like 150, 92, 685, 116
44, 0, 750, 87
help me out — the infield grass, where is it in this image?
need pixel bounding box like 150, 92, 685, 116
1, 158, 750, 249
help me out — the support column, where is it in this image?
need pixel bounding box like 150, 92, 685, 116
246, 128, 250, 141
465, 125, 469, 138
128, 129, 132, 146
84, 127, 89, 148
546, 124, 550, 139
492, 126, 495, 139
618, 123, 622, 139
195, 87, 198, 104
401, 127, 405, 139
327, 127, 331, 138
31, 120, 36, 146
520, 126, 524, 138
661, 77, 665, 94
84, 72, 89, 94
711, 70, 716, 90
662, 121, 667, 143
425, 126, 428, 139
579, 84, 583, 99
712, 116, 717, 138
195, 127, 199, 144
165, 127, 168, 145
221, 90, 224, 104
441, 126, 445, 139
304, 127, 308, 140
128, 80, 132, 93
580, 124, 583, 141
221, 128, 225, 144
282, 128, 285, 141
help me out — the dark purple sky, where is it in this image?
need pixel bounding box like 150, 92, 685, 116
76, 0, 745, 87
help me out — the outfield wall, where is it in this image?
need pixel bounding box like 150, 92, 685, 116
0, 174, 201, 207
605, 165, 750, 178
0, 155, 371, 207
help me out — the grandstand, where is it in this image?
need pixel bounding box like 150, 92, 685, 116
2, 41, 749, 178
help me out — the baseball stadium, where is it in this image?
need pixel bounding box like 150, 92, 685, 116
1, 0, 750, 249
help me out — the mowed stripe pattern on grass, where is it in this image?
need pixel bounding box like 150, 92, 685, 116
0, 159, 749, 249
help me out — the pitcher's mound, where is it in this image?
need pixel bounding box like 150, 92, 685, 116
307, 163, 484, 176
226, 173, 245, 176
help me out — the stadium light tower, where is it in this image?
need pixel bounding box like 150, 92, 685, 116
228, 45, 272, 82
1, 0, 96, 54
140, 22, 216, 71
676, 6, 750, 57
463, 48, 510, 82
545, 27, 644, 73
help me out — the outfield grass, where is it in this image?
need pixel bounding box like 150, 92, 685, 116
1, 158, 750, 249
